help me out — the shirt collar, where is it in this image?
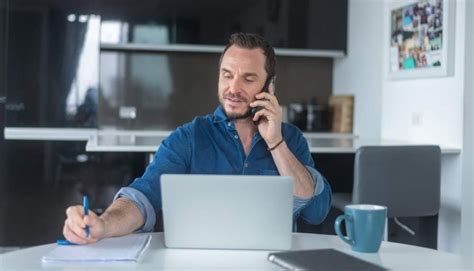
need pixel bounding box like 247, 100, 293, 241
212, 106, 237, 131
212, 106, 263, 141
212, 106, 229, 123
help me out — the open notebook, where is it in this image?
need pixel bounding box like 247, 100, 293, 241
42, 234, 151, 263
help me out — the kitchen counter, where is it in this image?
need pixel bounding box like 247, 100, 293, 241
4, 127, 460, 154
84, 129, 460, 154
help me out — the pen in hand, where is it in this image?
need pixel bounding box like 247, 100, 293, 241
56, 195, 90, 246
83, 195, 90, 238
56, 239, 78, 246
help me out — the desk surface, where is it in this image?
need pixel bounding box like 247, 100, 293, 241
0, 233, 468, 270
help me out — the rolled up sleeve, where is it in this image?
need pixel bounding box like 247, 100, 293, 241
293, 166, 326, 215
283, 124, 331, 225
114, 187, 156, 232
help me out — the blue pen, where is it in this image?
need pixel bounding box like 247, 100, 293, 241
83, 195, 90, 238
56, 239, 79, 246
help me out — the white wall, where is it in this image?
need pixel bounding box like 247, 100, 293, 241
333, 0, 469, 254
461, 0, 473, 265
333, 0, 384, 139
382, 0, 466, 254
381, 1, 464, 148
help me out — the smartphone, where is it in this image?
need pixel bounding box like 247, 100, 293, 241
251, 76, 275, 118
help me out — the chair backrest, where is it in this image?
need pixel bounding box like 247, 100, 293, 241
352, 145, 441, 218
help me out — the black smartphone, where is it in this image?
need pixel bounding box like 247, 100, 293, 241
251, 76, 275, 118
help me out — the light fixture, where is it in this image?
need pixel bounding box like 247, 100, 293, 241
67, 14, 76, 22
78, 15, 89, 23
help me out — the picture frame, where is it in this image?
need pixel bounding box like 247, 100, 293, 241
389, 0, 455, 80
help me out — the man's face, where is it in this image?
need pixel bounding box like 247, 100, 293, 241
218, 45, 268, 120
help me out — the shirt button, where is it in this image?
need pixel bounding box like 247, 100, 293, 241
228, 122, 232, 127
234, 135, 239, 139
244, 162, 249, 168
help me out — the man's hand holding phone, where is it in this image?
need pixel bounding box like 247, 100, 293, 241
250, 79, 283, 148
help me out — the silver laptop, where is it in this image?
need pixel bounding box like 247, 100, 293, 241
161, 174, 293, 250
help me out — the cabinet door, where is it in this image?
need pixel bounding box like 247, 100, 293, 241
5, 1, 100, 128
0, 0, 6, 181
289, 0, 348, 51
0, 0, 5, 102
100, 0, 347, 52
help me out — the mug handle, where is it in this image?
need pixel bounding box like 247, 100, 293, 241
335, 214, 355, 246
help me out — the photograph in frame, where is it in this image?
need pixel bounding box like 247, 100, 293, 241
389, 0, 455, 80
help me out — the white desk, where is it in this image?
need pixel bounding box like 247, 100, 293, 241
0, 233, 469, 270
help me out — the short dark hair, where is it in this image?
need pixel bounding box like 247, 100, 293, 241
219, 33, 276, 78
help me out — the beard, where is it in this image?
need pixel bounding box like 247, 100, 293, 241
227, 108, 252, 120
219, 92, 253, 120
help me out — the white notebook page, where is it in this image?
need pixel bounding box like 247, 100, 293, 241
42, 234, 152, 263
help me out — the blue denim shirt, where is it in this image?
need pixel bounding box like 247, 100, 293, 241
115, 106, 332, 232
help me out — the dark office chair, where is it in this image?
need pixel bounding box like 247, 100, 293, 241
332, 145, 441, 247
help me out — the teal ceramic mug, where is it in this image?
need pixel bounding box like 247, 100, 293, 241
334, 204, 387, 253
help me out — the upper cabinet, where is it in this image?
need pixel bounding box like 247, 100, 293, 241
100, 0, 347, 56
3, 0, 347, 129
4, 0, 100, 128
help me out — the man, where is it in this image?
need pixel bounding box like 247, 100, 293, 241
63, 33, 331, 244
